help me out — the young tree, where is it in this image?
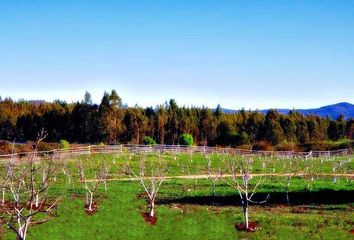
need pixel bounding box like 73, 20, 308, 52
128, 154, 168, 220
0, 136, 61, 240
78, 160, 109, 213
281, 157, 300, 204
223, 156, 269, 231
204, 154, 222, 200
301, 156, 316, 190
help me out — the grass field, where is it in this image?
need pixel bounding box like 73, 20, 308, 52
0, 153, 353, 240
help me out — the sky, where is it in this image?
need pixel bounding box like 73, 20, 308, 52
0, 0, 353, 110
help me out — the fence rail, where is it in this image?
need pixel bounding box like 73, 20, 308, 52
0, 144, 352, 161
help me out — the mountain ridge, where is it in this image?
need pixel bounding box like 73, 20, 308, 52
220, 102, 354, 119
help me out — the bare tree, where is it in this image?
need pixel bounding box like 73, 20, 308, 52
0, 161, 11, 206
128, 154, 168, 219
78, 160, 109, 213
61, 159, 73, 189
281, 157, 300, 204
0, 133, 61, 240
301, 157, 315, 190
223, 156, 269, 231
0, 140, 17, 206
204, 154, 222, 200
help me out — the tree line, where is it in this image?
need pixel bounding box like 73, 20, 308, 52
0, 90, 353, 150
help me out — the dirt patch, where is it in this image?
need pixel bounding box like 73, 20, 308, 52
27, 202, 54, 211
0, 200, 13, 208
84, 202, 99, 215
235, 222, 258, 232
291, 206, 309, 214
1, 201, 57, 212
142, 212, 157, 225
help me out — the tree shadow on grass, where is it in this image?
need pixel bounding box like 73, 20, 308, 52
158, 190, 354, 206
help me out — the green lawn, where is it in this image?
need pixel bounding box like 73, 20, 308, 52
0, 153, 353, 240
2, 181, 352, 240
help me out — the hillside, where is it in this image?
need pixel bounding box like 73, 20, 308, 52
222, 102, 354, 119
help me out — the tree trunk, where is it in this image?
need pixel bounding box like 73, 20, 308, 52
242, 198, 249, 230
333, 176, 337, 183
149, 202, 155, 217
243, 204, 249, 230
2, 188, 5, 204
211, 181, 216, 205
17, 235, 24, 240
212, 181, 216, 197
35, 195, 39, 208
89, 192, 94, 211
17, 223, 28, 240
285, 177, 291, 205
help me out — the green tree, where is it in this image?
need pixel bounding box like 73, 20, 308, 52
166, 99, 179, 144
123, 108, 147, 144
84, 91, 93, 105
180, 133, 194, 146
327, 121, 340, 140
59, 139, 70, 149
296, 121, 310, 144
262, 110, 285, 145
345, 119, 354, 139
280, 116, 296, 142
98, 90, 124, 144
199, 108, 216, 146
155, 105, 167, 144
214, 104, 223, 118
143, 136, 157, 145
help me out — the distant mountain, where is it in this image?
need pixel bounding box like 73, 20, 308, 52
220, 102, 354, 119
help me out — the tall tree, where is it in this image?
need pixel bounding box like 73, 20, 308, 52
262, 110, 285, 145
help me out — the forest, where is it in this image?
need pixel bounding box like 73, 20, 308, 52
0, 90, 353, 150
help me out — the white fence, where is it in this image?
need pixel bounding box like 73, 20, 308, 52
0, 144, 352, 161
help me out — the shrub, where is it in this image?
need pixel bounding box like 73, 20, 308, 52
0, 142, 12, 154
143, 136, 156, 145
59, 139, 70, 150
180, 134, 194, 146
17, 144, 33, 153
237, 144, 252, 150
253, 141, 273, 151
37, 142, 57, 152
274, 141, 298, 151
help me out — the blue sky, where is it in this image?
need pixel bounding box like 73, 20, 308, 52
0, 0, 353, 109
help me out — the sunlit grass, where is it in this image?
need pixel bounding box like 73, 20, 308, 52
0, 153, 353, 239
